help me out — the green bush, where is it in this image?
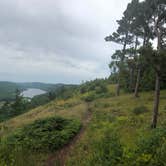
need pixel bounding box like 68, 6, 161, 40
7, 117, 81, 152
82, 93, 96, 102
132, 106, 148, 115
0, 117, 81, 164
95, 84, 108, 94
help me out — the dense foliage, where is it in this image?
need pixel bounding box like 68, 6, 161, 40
0, 117, 81, 165
132, 106, 149, 115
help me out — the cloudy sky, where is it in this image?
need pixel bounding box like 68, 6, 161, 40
0, 0, 131, 84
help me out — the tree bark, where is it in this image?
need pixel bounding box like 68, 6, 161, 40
133, 34, 148, 98
151, 73, 160, 128
116, 73, 120, 96
116, 82, 120, 96
131, 36, 138, 93
151, 15, 162, 128
116, 32, 128, 96
134, 68, 141, 97
129, 68, 134, 92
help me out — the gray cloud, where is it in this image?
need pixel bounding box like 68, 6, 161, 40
0, 0, 130, 83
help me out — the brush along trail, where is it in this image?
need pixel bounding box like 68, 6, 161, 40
46, 102, 92, 166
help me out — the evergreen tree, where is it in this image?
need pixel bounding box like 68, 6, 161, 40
105, 0, 166, 127
148, 1, 166, 128
105, 13, 133, 96
12, 89, 24, 116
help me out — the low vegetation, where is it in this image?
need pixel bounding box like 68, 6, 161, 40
0, 82, 166, 165
0, 117, 81, 165
67, 90, 166, 165
132, 106, 149, 115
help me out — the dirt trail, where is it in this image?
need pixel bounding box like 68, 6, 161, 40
45, 103, 92, 166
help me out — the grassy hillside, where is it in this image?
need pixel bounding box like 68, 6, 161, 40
0, 97, 87, 137
0, 96, 89, 165
67, 90, 166, 165
0, 85, 166, 165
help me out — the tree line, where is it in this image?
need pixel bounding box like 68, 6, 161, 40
105, 0, 166, 128
0, 85, 79, 122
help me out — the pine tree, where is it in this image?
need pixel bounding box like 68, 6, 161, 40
12, 89, 24, 116
105, 12, 133, 96
150, 1, 166, 128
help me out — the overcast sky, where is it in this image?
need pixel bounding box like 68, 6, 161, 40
0, 0, 131, 84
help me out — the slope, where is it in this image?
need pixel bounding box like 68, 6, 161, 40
0, 86, 166, 165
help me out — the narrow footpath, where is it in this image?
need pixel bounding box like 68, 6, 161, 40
46, 102, 92, 166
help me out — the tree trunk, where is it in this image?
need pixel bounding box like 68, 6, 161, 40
116, 32, 128, 96
116, 83, 120, 96
131, 37, 138, 93
133, 35, 147, 98
134, 68, 141, 97
116, 74, 120, 96
129, 68, 134, 92
151, 17, 162, 128
151, 73, 160, 128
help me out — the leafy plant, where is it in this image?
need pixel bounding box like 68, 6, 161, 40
132, 106, 148, 115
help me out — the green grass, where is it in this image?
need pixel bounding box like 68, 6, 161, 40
66, 90, 166, 165
0, 85, 166, 165
0, 97, 86, 137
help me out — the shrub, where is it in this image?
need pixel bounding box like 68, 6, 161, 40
95, 84, 107, 94
82, 93, 96, 102
7, 117, 81, 152
132, 106, 148, 115
0, 117, 81, 164
129, 127, 166, 165
91, 130, 123, 165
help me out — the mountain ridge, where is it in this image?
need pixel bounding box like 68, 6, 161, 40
0, 81, 76, 101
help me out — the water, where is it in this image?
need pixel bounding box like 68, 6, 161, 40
21, 88, 46, 98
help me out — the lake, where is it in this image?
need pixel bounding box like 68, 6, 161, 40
21, 88, 46, 98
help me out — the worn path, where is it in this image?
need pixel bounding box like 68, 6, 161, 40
46, 103, 92, 166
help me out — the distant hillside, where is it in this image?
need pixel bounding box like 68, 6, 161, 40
17, 82, 65, 91
0, 81, 75, 101
0, 82, 19, 101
